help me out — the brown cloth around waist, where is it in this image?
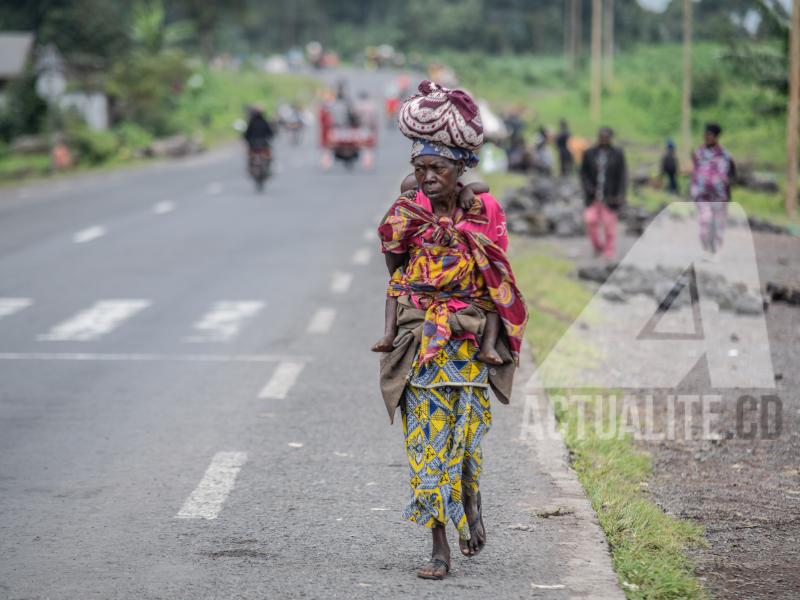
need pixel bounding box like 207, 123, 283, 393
378, 296, 517, 424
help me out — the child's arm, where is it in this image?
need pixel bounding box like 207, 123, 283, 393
401, 172, 490, 209
458, 180, 490, 210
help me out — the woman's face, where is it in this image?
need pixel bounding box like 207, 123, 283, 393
412, 156, 462, 201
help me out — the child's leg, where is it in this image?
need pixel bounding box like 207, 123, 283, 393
476, 311, 503, 365
371, 296, 398, 352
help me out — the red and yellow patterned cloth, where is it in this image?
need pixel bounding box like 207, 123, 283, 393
378, 191, 528, 365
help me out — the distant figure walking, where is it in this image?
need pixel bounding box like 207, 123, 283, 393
661, 139, 679, 194
690, 123, 736, 260
580, 127, 627, 260
532, 126, 554, 174
556, 119, 574, 176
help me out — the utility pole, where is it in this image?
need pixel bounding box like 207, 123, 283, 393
567, 0, 581, 73
572, 0, 583, 72
604, 0, 614, 82
786, 0, 800, 216
591, 0, 603, 123
564, 0, 571, 70
681, 0, 693, 165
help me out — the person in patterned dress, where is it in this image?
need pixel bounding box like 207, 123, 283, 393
690, 122, 737, 260
376, 81, 527, 580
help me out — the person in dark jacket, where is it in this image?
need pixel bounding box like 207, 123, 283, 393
244, 106, 275, 150
660, 139, 679, 194
555, 119, 573, 176
580, 127, 627, 259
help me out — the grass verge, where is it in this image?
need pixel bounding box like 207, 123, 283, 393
0, 68, 321, 186
509, 237, 708, 599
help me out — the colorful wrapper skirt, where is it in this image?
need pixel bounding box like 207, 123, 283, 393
400, 338, 491, 541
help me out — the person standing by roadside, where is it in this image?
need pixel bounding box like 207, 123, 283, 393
579, 127, 627, 260
660, 139, 679, 194
690, 123, 736, 260
556, 119, 574, 176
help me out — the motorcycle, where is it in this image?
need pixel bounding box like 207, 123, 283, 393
328, 127, 361, 170
248, 145, 272, 192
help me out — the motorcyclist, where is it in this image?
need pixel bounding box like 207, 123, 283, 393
244, 106, 275, 151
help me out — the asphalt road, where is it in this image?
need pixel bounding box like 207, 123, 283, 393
0, 70, 623, 599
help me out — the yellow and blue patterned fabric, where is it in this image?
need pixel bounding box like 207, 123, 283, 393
401, 338, 491, 541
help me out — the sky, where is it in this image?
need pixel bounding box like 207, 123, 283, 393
636, 0, 671, 12
637, 0, 792, 15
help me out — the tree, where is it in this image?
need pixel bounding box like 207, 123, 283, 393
130, 0, 193, 55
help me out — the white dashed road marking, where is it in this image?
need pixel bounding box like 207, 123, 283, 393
330, 272, 353, 294
351, 247, 371, 265
38, 300, 150, 341
0, 298, 32, 320
258, 361, 305, 399
153, 201, 176, 215
176, 451, 248, 520
306, 307, 336, 334
73, 225, 106, 244
184, 301, 264, 343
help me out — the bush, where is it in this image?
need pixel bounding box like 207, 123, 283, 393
114, 122, 153, 154
67, 126, 119, 164
105, 49, 191, 136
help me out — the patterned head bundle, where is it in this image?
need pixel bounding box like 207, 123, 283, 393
398, 80, 484, 153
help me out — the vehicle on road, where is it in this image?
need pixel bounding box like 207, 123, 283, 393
247, 146, 272, 191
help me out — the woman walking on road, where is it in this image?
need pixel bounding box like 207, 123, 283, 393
376, 81, 528, 580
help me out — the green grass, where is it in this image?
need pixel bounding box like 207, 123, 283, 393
0, 153, 51, 180
510, 238, 708, 599
442, 44, 800, 227
630, 182, 800, 230
483, 171, 527, 199
0, 68, 321, 185
172, 67, 321, 145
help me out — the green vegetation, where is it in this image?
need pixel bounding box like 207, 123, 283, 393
171, 67, 319, 145
447, 43, 800, 227
634, 183, 800, 229
510, 238, 708, 599
0, 67, 319, 183
449, 43, 788, 169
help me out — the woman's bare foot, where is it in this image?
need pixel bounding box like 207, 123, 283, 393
459, 492, 486, 557
370, 334, 395, 352
476, 347, 503, 365
417, 524, 451, 579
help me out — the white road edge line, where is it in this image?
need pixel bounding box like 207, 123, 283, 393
176, 451, 248, 520
258, 361, 305, 399
306, 307, 336, 334
351, 247, 371, 265
73, 225, 106, 244
330, 272, 353, 294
